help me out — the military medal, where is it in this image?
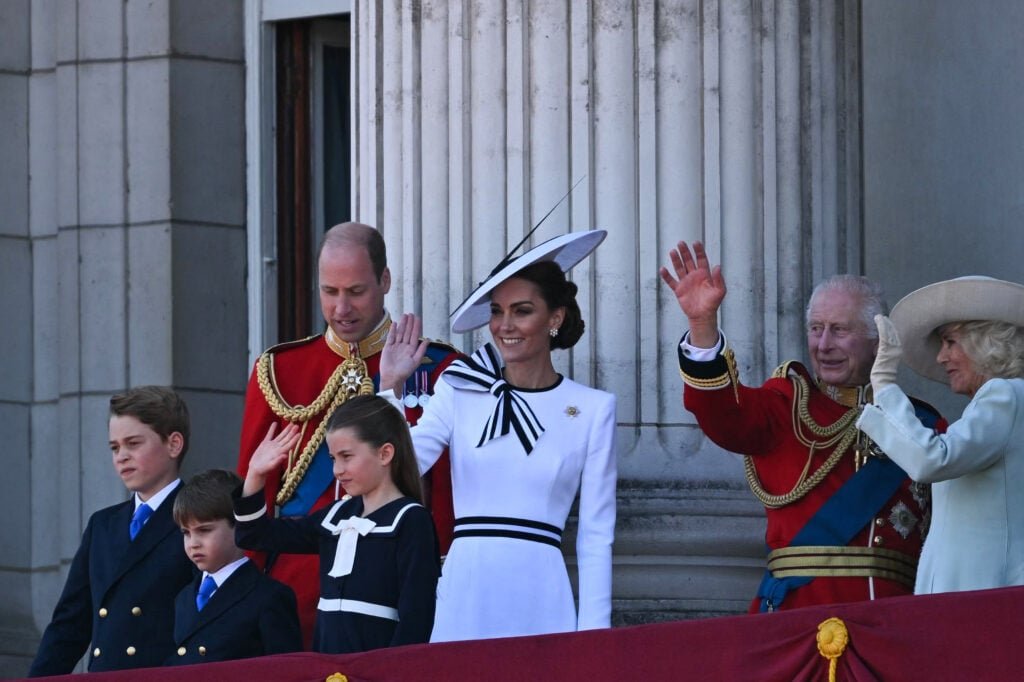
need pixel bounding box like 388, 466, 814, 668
402, 370, 418, 407
416, 371, 430, 407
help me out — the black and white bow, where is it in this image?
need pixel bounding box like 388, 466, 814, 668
442, 343, 545, 454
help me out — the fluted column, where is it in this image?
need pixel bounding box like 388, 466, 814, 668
352, 0, 862, 621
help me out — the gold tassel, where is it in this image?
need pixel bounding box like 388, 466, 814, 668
816, 617, 849, 682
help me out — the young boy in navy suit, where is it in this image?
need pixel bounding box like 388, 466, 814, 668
167, 469, 301, 665
29, 387, 196, 676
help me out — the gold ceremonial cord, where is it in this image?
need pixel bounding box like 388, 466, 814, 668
744, 373, 860, 508
257, 352, 347, 423
256, 351, 375, 506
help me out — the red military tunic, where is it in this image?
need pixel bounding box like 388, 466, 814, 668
679, 337, 943, 612
238, 316, 460, 645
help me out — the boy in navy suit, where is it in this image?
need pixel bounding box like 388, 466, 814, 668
29, 387, 196, 676
167, 469, 301, 665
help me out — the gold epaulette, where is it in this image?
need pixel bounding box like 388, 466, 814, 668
261, 333, 322, 357
771, 360, 799, 380
419, 338, 460, 364
424, 338, 459, 355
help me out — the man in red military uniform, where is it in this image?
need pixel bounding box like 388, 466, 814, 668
238, 222, 460, 644
660, 241, 945, 612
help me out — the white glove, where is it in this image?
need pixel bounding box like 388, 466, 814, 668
870, 314, 902, 394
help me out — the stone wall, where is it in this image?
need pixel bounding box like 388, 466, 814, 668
0, 1, 247, 675
349, 0, 862, 624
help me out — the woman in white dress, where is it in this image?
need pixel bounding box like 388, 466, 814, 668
381, 230, 616, 642
858, 276, 1024, 594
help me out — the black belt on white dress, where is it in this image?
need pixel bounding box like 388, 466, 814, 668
453, 516, 563, 548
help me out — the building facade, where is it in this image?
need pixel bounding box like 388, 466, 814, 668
1, 0, 1021, 675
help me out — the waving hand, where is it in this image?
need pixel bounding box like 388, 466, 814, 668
659, 241, 726, 348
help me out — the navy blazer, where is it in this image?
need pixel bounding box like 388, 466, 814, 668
166, 560, 302, 665
29, 487, 195, 676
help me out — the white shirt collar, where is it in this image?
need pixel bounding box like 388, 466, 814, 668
134, 478, 181, 512
204, 556, 249, 588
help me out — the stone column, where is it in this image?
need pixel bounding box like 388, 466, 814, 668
0, 1, 248, 674
351, 0, 862, 622
0, 0, 37, 673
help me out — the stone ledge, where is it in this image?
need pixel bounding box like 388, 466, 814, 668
611, 598, 751, 625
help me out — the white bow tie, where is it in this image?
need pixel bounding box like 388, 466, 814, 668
325, 515, 377, 578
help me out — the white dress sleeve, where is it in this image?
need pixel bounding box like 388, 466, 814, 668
575, 391, 618, 630
409, 375, 456, 475
857, 379, 1019, 483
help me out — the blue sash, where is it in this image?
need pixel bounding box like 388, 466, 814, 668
755, 455, 907, 611
756, 399, 942, 611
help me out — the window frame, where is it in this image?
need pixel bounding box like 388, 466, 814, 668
244, 1, 353, 363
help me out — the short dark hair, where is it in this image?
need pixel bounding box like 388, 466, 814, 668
509, 260, 585, 349
173, 469, 242, 527
109, 386, 191, 463
325, 395, 422, 503
318, 222, 388, 282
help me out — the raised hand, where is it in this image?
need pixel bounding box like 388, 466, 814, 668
243, 422, 301, 496
659, 240, 726, 347
380, 313, 430, 395
870, 314, 903, 394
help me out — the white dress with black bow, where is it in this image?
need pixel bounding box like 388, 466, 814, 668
411, 344, 617, 642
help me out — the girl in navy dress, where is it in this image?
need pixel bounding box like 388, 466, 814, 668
234, 395, 439, 653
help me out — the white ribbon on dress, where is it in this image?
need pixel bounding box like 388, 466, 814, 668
323, 515, 377, 578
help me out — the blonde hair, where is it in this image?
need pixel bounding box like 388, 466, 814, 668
941, 320, 1024, 380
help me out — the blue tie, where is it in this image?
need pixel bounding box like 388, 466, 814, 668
196, 575, 217, 611
129, 503, 153, 540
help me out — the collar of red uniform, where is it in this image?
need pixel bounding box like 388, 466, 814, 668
324, 312, 392, 359
816, 380, 873, 408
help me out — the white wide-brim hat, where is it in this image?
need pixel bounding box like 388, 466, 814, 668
891, 276, 1024, 383
450, 229, 607, 333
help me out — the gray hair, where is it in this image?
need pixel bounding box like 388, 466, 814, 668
806, 275, 888, 338
943, 320, 1024, 380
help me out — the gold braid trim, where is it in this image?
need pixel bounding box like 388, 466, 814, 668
767, 545, 918, 587
744, 372, 860, 508
257, 352, 346, 423
724, 347, 740, 403
679, 370, 731, 390
256, 350, 376, 506
680, 347, 741, 404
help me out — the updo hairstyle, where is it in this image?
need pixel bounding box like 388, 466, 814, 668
509, 260, 585, 349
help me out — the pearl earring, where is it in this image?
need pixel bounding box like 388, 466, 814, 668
549, 328, 559, 338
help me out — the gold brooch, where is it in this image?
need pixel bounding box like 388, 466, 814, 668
565, 406, 579, 418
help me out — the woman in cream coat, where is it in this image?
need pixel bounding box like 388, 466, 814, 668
858, 276, 1024, 595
